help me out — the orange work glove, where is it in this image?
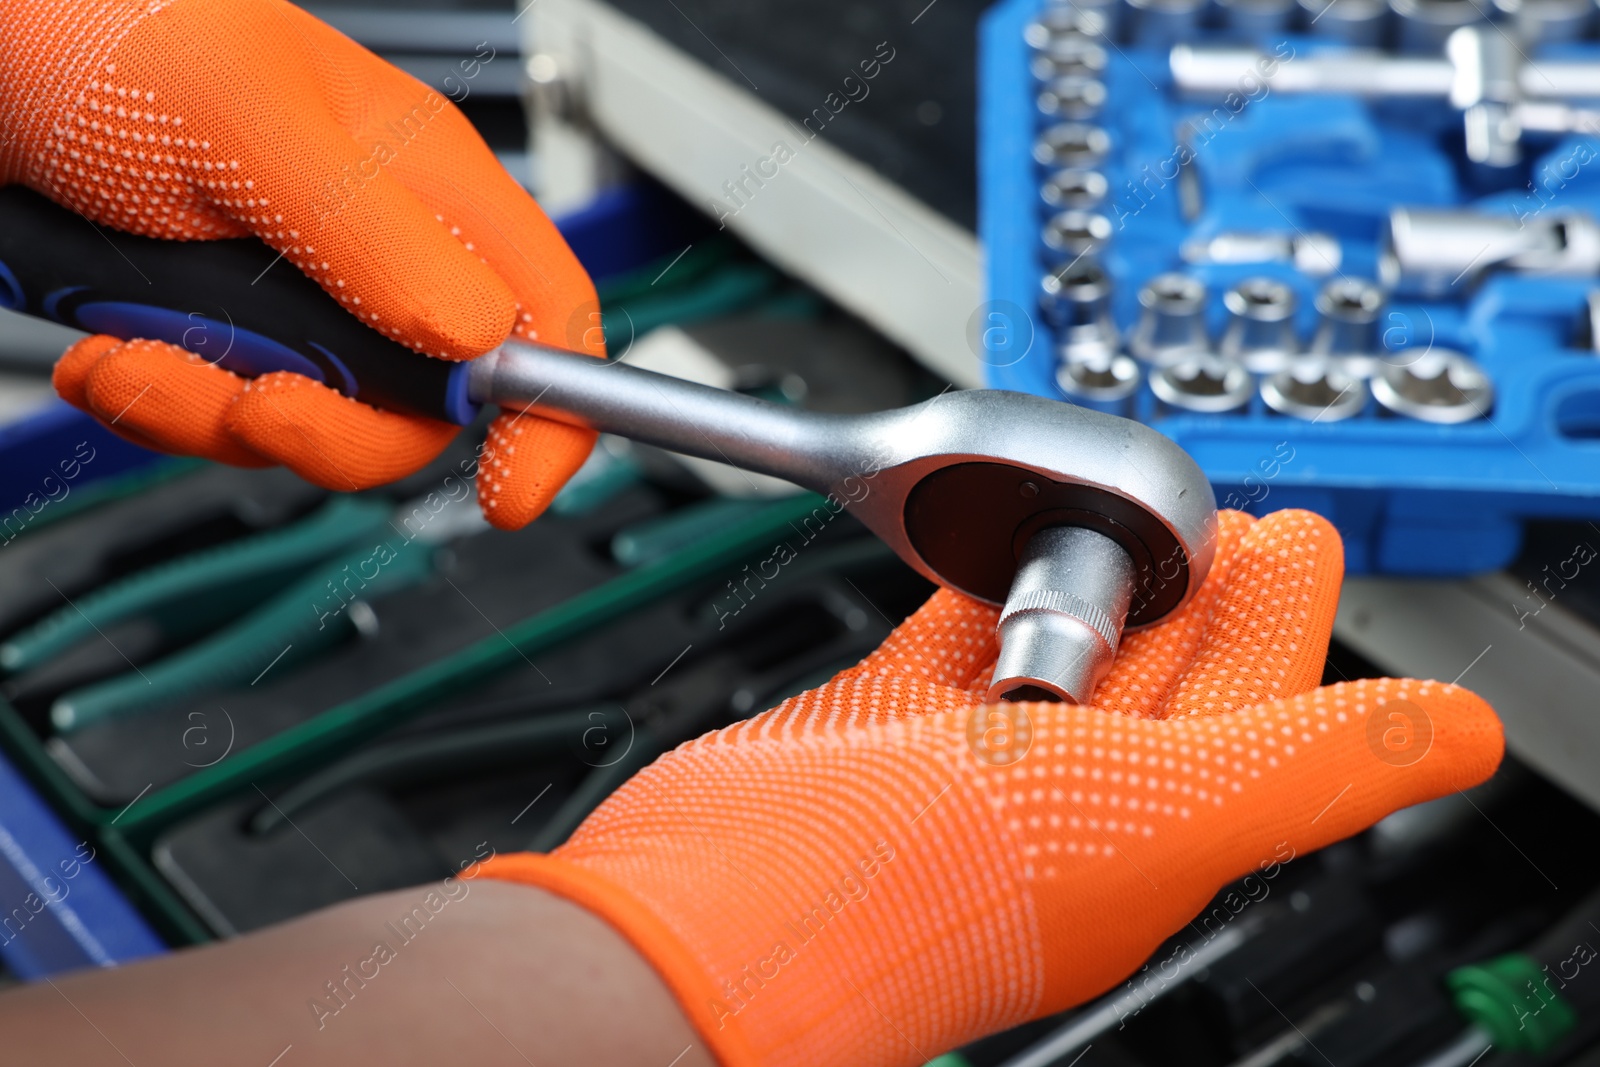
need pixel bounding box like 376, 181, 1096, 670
482, 510, 1504, 1067
0, 0, 602, 528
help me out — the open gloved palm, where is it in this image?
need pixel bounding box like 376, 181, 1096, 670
482, 509, 1504, 1067
1, 0, 601, 528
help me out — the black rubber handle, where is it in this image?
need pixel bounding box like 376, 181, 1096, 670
0, 186, 478, 424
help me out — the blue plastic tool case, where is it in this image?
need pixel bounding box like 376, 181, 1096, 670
979, 0, 1600, 574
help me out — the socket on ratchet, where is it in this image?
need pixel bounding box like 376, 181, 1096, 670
0, 185, 1223, 706
470, 344, 1217, 704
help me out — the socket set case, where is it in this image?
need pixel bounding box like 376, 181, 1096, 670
979, 0, 1600, 574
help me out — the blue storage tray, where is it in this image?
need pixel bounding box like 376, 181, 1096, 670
979, 0, 1600, 574
0, 748, 165, 978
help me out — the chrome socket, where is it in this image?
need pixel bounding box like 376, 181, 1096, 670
1150, 354, 1255, 414
1295, 0, 1387, 44
987, 525, 1136, 703
1025, 5, 1110, 49
1056, 349, 1141, 414
1126, 0, 1205, 49
1030, 36, 1110, 83
1041, 259, 1119, 361
1218, 0, 1297, 42
1130, 274, 1209, 367
1037, 75, 1108, 119
1033, 122, 1112, 169
1310, 277, 1385, 379
1042, 209, 1113, 263
1389, 0, 1485, 52
1040, 168, 1109, 211
1371, 349, 1493, 422
1261, 358, 1369, 421
1492, 0, 1594, 43
1220, 277, 1299, 374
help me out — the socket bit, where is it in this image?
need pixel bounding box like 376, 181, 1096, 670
1390, 0, 1485, 51
1126, 0, 1205, 49
1150, 354, 1255, 414
1041, 258, 1119, 361
1493, 0, 1594, 43
1310, 278, 1385, 378
1030, 36, 1109, 83
989, 526, 1136, 702
1220, 277, 1299, 374
1042, 209, 1113, 263
1025, 5, 1110, 49
1218, 0, 1297, 41
1371, 349, 1493, 422
1040, 168, 1109, 210
1261, 359, 1368, 421
1037, 75, 1108, 119
1296, 0, 1387, 44
1056, 349, 1141, 412
1033, 122, 1112, 169
1130, 274, 1210, 366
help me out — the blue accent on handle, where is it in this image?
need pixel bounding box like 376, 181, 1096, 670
42, 287, 89, 323
72, 302, 328, 385
0, 259, 22, 312
443, 362, 481, 426
308, 342, 360, 398
0, 748, 166, 978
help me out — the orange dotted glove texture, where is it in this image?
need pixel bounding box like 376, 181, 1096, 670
481, 510, 1505, 1067
2, 0, 602, 526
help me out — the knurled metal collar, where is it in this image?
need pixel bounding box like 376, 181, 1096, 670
998, 588, 1121, 649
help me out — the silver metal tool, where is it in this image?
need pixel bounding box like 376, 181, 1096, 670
1370, 349, 1492, 422
1030, 35, 1110, 83
1151, 354, 1256, 414
1037, 75, 1107, 119
1310, 277, 1385, 378
1041, 258, 1121, 361
1033, 121, 1112, 169
1217, 0, 1297, 42
1056, 348, 1141, 414
1381, 205, 1600, 298
1126, 0, 1206, 50
1172, 27, 1600, 164
1220, 277, 1299, 374
1130, 273, 1210, 366
1493, 0, 1594, 43
1296, 0, 1387, 45
1181, 230, 1342, 276
1042, 209, 1113, 263
1389, 0, 1484, 52
1025, 4, 1110, 49
1040, 168, 1108, 210
468, 340, 1217, 705
1261, 358, 1369, 421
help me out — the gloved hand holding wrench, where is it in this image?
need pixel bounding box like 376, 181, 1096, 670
0, 2, 1506, 1063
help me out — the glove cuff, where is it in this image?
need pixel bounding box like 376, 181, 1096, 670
476, 852, 763, 1067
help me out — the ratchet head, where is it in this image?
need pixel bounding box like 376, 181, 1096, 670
844, 389, 1218, 632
